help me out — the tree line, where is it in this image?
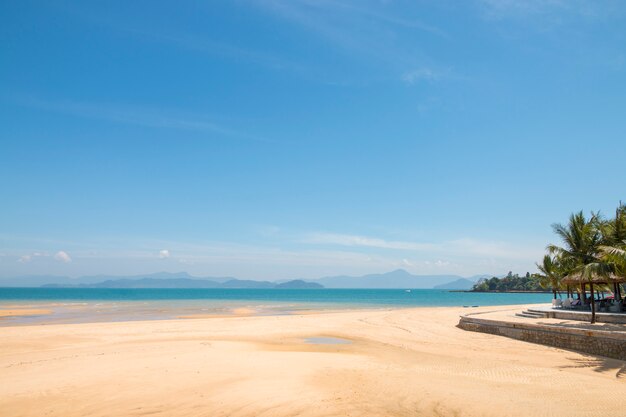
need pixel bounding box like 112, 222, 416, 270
475, 203, 626, 323
471, 272, 545, 292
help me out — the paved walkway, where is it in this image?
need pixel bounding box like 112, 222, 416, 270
466, 305, 626, 334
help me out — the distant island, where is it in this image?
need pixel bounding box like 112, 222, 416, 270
469, 272, 548, 292
42, 278, 323, 290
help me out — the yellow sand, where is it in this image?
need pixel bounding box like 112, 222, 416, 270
1, 305, 624, 417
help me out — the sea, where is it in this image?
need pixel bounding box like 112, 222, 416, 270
0, 288, 550, 326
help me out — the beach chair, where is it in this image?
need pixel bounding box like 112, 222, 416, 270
562, 298, 572, 308
552, 299, 562, 308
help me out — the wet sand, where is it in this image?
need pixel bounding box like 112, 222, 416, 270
0, 308, 51, 318
1, 304, 624, 417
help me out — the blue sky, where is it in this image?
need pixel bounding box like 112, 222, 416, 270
1, 0, 625, 279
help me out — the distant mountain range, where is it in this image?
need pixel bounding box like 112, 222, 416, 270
432, 278, 477, 290
0, 270, 486, 289
42, 277, 323, 289
310, 269, 486, 289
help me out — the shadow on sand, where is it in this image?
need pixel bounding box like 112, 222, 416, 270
560, 356, 626, 379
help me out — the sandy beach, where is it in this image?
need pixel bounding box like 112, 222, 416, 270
1, 304, 624, 417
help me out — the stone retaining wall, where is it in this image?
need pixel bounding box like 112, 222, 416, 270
458, 315, 626, 361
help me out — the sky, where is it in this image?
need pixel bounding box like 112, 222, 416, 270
1, 0, 625, 280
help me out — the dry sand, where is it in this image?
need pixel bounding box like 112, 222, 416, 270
1, 305, 624, 417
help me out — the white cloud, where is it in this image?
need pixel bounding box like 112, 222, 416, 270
17, 252, 49, 263
18, 255, 32, 263
54, 251, 72, 263
1, 233, 545, 279
402, 68, 443, 84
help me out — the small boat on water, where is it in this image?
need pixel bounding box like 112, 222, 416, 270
405, 289, 411, 293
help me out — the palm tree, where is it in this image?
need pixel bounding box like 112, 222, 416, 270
533, 255, 562, 299
548, 211, 604, 323
599, 202, 626, 246
599, 203, 626, 303
601, 245, 626, 271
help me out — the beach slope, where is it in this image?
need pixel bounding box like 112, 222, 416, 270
1, 305, 624, 417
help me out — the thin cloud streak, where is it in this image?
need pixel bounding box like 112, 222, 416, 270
476, 0, 622, 20
2, 233, 544, 279
253, 0, 448, 80
128, 28, 311, 75
302, 232, 439, 251
302, 232, 543, 261
14, 96, 272, 143
305, 0, 448, 37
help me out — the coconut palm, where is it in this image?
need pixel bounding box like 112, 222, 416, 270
598, 202, 626, 248
533, 255, 563, 299
598, 203, 626, 301
600, 244, 626, 282
548, 211, 605, 323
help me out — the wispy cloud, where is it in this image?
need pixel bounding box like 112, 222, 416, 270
58, 2, 315, 79
14, 96, 270, 143
130, 29, 310, 75
402, 67, 448, 85
302, 232, 438, 251
253, 0, 449, 82
294, 0, 447, 37
2, 232, 545, 279
301, 232, 542, 261
17, 255, 32, 263
476, 0, 621, 20
478, 0, 566, 18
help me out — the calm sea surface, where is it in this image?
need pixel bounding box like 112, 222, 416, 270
0, 288, 550, 326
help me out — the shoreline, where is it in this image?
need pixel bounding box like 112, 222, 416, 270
0, 300, 545, 327
451, 290, 552, 293
0, 288, 553, 326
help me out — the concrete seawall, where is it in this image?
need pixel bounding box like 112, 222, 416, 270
458, 314, 626, 361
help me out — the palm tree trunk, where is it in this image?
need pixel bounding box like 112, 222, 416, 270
581, 284, 586, 303
553, 289, 557, 299
589, 282, 596, 324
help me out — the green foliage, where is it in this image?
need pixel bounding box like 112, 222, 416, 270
472, 203, 626, 301
532, 254, 564, 297
471, 271, 544, 292
549, 205, 625, 282
538, 202, 626, 323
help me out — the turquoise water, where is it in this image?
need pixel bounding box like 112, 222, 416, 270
0, 288, 551, 326
0, 287, 550, 306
